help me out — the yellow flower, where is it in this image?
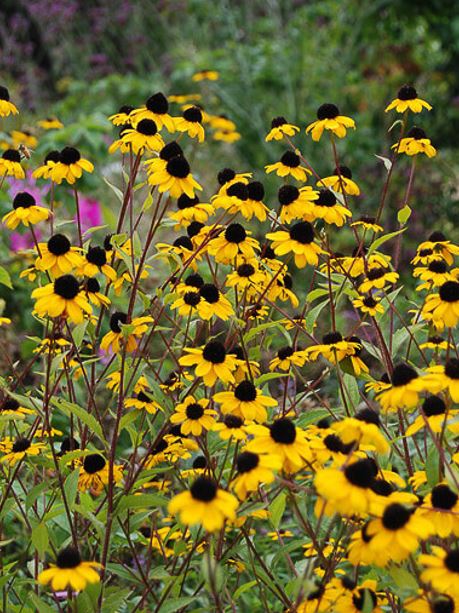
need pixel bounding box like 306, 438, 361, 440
417, 483, 459, 538
265, 150, 311, 181
84, 278, 111, 308
169, 194, 213, 227
265, 116, 300, 141
405, 394, 457, 436
212, 415, 248, 441
358, 266, 399, 293
179, 341, 238, 387
146, 153, 202, 198
77, 453, 123, 494
131, 92, 176, 132
108, 105, 134, 126
192, 69, 219, 82
2, 191, 50, 230
109, 119, 164, 155
426, 360, 459, 402
207, 223, 259, 264
0, 86, 19, 117
174, 106, 205, 142
266, 221, 326, 268
50, 147, 94, 184
376, 363, 430, 412
317, 165, 360, 195
392, 127, 436, 157
385, 85, 432, 113
352, 295, 385, 317
0, 149, 24, 179
420, 546, 459, 597
332, 409, 389, 454
0, 317, 11, 327
32, 275, 92, 324
37, 117, 64, 130
301, 188, 352, 227
269, 346, 307, 371
35, 234, 84, 277
422, 281, 459, 329
11, 130, 37, 150
306, 103, 355, 142
78, 246, 117, 282
100, 313, 153, 354
169, 396, 217, 436
195, 283, 234, 321
232, 450, 282, 499
168, 476, 238, 532
38, 546, 101, 592
0, 437, 45, 465
213, 380, 277, 423
32, 150, 60, 180
277, 185, 319, 224
350, 216, 383, 233
0, 397, 34, 416
303, 332, 361, 363
124, 390, 161, 415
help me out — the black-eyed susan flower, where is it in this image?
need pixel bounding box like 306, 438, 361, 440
100, 312, 152, 354
266, 221, 326, 268
404, 593, 459, 613
213, 129, 241, 142
303, 332, 361, 364
318, 165, 360, 195
265, 116, 300, 141
0, 86, 18, 117
347, 522, 391, 566
179, 341, 238, 386
306, 103, 355, 142
232, 451, 282, 500
32, 150, 60, 180
212, 414, 248, 441
267, 271, 300, 308
131, 92, 176, 132
168, 476, 238, 532
269, 345, 307, 371
406, 395, 457, 436
207, 115, 236, 132
37, 117, 64, 130
420, 335, 453, 352
174, 106, 205, 142
84, 278, 110, 308
32, 275, 92, 324
0, 317, 11, 327
147, 154, 202, 198
78, 453, 122, 494
110, 119, 164, 155
0, 397, 34, 417
385, 85, 432, 114
108, 104, 134, 126
0, 149, 24, 178
2, 191, 50, 230
332, 408, 389, 454
196, 283, 234, 321
38, 546, 101, 592
246, 418, 312, 473
315, 457, 380, 516
11, 129, 38, 150
414, 232, 459, 266
207, 223, 259, 264
334, 580, 385, 613
418, 484, 459, 538
78, 246, 117, 282
124, 390, 161, 415
358, 266, 399, 293
352, 294, 384, 317
35, 234, 84, 277
427, 359, 459, 402
422, 281, 459, 329
302, 188, 352, 227
50, 147, 94, 184
169, 194, 213, 226
171, 290, 202, 317
350, 216, 384, 233
156, 235, 199, 269
265, 150, 312, 181
277, 184, 319, 224
213, 380, 277, 423
392, 127, 436, 157
170, 396, 217, 436
376, 362, 428, 412
0, 437, 45, 466
242, 180, 270, 221
192, 69, 219, 82
216, 167, 251, 193
365, 503, 432, 564
225, 261, 266, 299
420, 547, 459, 597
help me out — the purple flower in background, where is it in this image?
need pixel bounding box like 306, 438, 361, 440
78, 196, 102, 233
10, 229, 41, 252
8, 172, 49, 204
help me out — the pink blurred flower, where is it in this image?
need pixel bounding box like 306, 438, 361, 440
10, 230, 41, 252
8, 171, 49, 204
78, 197, 102, 234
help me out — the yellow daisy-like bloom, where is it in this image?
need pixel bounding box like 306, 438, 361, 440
0, 149, 25, 179
84, 278, 111, 308
108, 104, 134, 126
277, 185, 319, 224
38, 546, 101, 592
405, 394, 457, 436
179, 341, 238, 387
347, 523, 391, 566
376, 363, 431, 412
170, 290, 202, 318
414, 232, 459, 266
0, 437, 45, 466
267, 271, 300, 308
130, 92, 176, 132
246, 418, 312, 473
393, 127, 437, 158
2, 191, 50, 230
420, 335, 453, 352
192, 69, 219, 82
265, 116, 300, 141
35, 234, 84, 277
314, 457, 379, 516
0, 86, 18, 117
269, 346, 307, 371
404, 593, 459, 613
32, 275, 92, 324
365, 503, 432, 564
195, 283, 234, 321
350, 216, 384, 233
266, 221, 326, 268
207, 223, 259, 264
32, 150, 60, 180
174, 106, 205, 142
168, 476, 238, 532
422, 281, 459, 329
213, 379, 277, 423
169, 194, 213, 227
37, 117, 64, 130
327, 251, 390, 278
385, 85, 432, 114
213, 129, 241, 142
332, 408, 389, 455
0, 397, 34, 417
225, 261, 267, 299
169, 396, 217, 436
426, 359, 459, 402
418, 483, 459, 538
306, 103, 356, 142
147, 154, 202, 199
207, 115, 236, 132
317, 165, 360, 195
352, 295, 385, 317
168, 93, 201, 104
334, 580, 386, 613
0, 317, 11, 327
358, 266, 399, 293
50, 147, 94, 184
78, 246, 117, 282
212, 414, 248, 441
149, 526, 182, 557
100, 313, 153, 354
302, 188, 352, 227
420, 546, 459, 597
109, 119, 164, 155
232, 450, 282, 500
11, 130, 38, 150
77, 453, 123, 494
303, 332, 361, 364
124, 390, 161, 415
265, 150, 312, 181
212, 180, 269, 221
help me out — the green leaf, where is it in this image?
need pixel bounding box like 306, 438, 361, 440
426, 446, 440, 487
305, 299, 329, 333
0, 265, 12, 289
53, 398, 104, 442
103, 177, 124, 203
26, 482, 49, 511
31, 523, 48, 556
397, 204, 411, 225
115, 493, 167, 514
368, 228, 406, 254
26, 593, 55, 613
157, 597, 197, 613
389, 566, 419, 591
306, 288, 329, 303
64, 468, 80, 509
233, 580, 257, 600
269, 492, 286, 529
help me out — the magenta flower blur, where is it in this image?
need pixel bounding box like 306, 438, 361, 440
78, 197, 102, 233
